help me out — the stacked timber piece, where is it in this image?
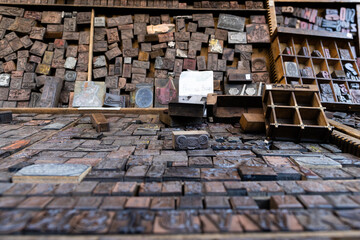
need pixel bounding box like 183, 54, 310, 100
0, 6, 91, 108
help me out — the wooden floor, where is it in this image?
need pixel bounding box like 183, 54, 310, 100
1, 113, 360, 238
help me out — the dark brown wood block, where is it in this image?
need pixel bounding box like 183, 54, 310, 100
38, 77, 63, 107
8, 89, 31, 101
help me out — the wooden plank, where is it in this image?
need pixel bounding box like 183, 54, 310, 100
3, 230, 360, 239
277, 26, 353, 39
88, 9, 95, 81
240, 112, 265, 132
357, 4, 360, 52
328, 119, 360, 140
0, 108, 165, 114
90, 113, 109, 132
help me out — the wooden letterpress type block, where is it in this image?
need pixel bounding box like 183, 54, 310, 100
218, 13, 245, 32
284, 61, 299, 77
108, 42, 118, 50
215, 28, 228, 41
0, 73, 10, 87
176, 49, 188, 58
5, 32, 17, 42
158, 32, 174, 43
152, 43, 168, 50
51, 59, 65, 69
187, 49, 196, 59
105, 47, 122, 60
122, 64, 132, 78
105, 76, 119, 89
132, 73, 146, 83
196, 56, 206, 70
77, 12, 92, 24
198, 18, 215, 28
213, 71, 223, 81
145, 34, 159, 42
106, 28, 120, 44
63, 81, 75, 92
35, 63, 51, 75
107, 15, 133, 28
25, 62, 36, 72
133, 60, 150, 69
217, 59, 227, 72
18, 36, 32, 51
176, 42, 188, 50
246, 24, 270, 43
250, 15, 266, 24
172, 130, 209, 150
122, 39, 133, 50
137, 51, 149, 61
161, 14, 171, 24
253, 1, 263, 9
252, 72, 270, 83
183, 58, 196, 70
251, 57, 267, 72
62, 32, 80, 41
208, 38, 223, 54
8, 38, 22, 52
165, 48, 176, 60
134, 14, 149, 23
134, 23, 147, 36
245, 1, 254, 9
8, 89, 31, 101
64, 18, 77, 32
93, 41, 108, 52
0, 88, 9, 101
207, 53, 218, 71
24, 11, 42, 21
108, 64, 115, 76
78, 52, 89, 66
132, 67, 147, 74
66, 46, 78, 58
94, 28, 106, 42
47, 43, 54, 52
38, 77, 63, 107
228, 32, 247, 44
175, 32, 190, 42
214, 80, 221, 91
4, 53, 16, 62
124, 57, 132, 64
191, 32, 208, 43
93, 55, 107, 68
93, 67, 108, 79
55, 68, 65, 79
41, 11, 62, 24
94, 17, 106, 27
29, 27, 46, 41
3, 61, 15, 73
174, 59, 183, 74
121, 29, 134, 40
141, 43, 152, 52
187, 22, 198, 33
150, 16, 161, 25
123, 48, 139, 57
45, 25, 63, 39
65, 57, 77, 70
8, 17, 35, 34
30, 41, 48, 56
222, 48, 234, 61
189, 41, 202, 51
0, 17, 14, 30
154, 77, 177, 107
176, 19, 186, 32
150, 49, 164, 59
10, 77, 22, 89
118, 77, 127, 89
235, 44, 252, 53
78, 31, 90, 45
237, 60, 251, 72
125, 83, 136, 91
155, 70, 168, 78
75, 72, 87, 82
117, 24, 134, 31
42, 51, 54, 65
64, 70, 77, 81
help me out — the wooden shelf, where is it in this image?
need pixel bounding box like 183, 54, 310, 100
276, 27, 354, 40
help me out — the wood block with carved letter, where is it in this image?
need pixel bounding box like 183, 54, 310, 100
172, 130, 210, 150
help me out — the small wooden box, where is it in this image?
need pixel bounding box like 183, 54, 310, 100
240, 113, 265, 132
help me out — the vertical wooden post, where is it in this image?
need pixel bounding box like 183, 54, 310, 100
88, 8, 95, 81
268, 0, 277, 36
356, 5, 360, 54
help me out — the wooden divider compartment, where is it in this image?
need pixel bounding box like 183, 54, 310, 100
262, 84, 332, 142
272, 34, 360, 111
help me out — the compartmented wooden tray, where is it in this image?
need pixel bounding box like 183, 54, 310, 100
262, 84, 332, 142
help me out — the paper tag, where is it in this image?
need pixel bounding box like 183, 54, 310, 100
246, 74, 251, 80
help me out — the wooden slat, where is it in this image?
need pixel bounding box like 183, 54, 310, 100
277, 26, 353, 39
328, 119, 360, 140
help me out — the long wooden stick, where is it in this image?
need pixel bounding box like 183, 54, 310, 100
87, 9, 95, 82
328, 119, 360, 140
0, 108, 165, 114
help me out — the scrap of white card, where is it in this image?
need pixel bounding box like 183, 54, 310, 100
179, 71, 214, 97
